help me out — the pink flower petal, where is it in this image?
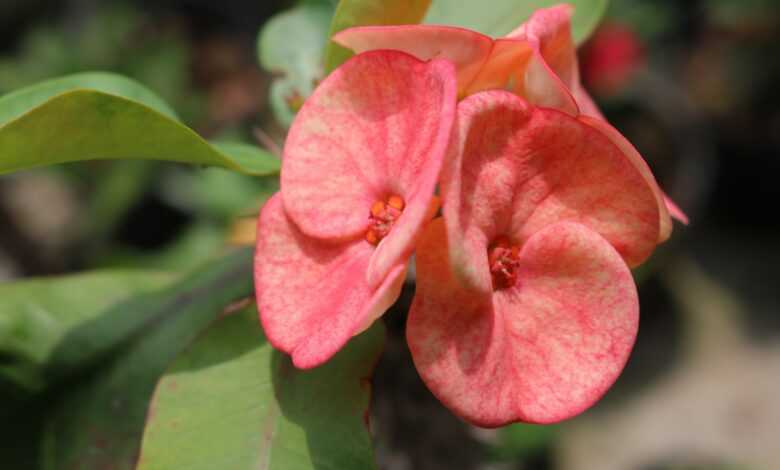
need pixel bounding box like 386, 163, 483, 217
281, 50, 456, 241
506, 4, 585, 116
407, 219, 639, 426
663, 193, 690, 225
508, 4, 578, 86
332, 25, 492, 95
333, 25, 539, 99
255, 194, 405, 369
462, 37, 533, 96
443, 90, 660, 272
330, 11, 596, 119
520, 51, 579, 116
578, 115, 675, 242
331, 6, 609, 122
509, 7, 689, 229
571, 84, 605, 119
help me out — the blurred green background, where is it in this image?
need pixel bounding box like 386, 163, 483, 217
1, 1, 778, 469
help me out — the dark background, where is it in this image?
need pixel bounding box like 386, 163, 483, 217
1, 1, 778, 469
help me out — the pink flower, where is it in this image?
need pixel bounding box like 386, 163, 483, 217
333, 4, 687, 236
254, 50, 456, 368
503, 4, 601, 118
407, 90, 662, 426
333, 4, 590, 116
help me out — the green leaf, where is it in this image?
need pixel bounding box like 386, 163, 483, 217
258, 3, 334, 127
324, 0, 432, 72
0, 72, 280, 176
425, 0, 609, 44
0, 72, 177, 124
0, 270, 171, 392
137, 307, 385, 470
39, 248, 255, 470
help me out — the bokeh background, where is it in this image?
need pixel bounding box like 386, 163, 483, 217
1, 0, 778, 469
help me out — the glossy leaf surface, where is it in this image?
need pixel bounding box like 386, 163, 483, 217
40, 249, 254, 470
138, 307, 384, 470
0, 73, 279, 176
0, 271, 170, 391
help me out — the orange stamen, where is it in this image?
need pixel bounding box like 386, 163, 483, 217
365, 230, 380, 245
387, 195, 405, 211
365, 195, 405, 246
371, 201, 386, 218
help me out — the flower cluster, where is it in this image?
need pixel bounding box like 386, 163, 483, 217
254, 5, 685, 427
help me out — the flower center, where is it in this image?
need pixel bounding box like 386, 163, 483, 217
488, 236, 521, 290
365, 195, 405, 245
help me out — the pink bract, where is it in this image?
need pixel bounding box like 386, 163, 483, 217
505, 4, 585, 116
255, 50, 457, 368
255, 195, 406, 369
406, 90, 651, 426
579, 115, 675, 241
443, 91, 661, 273
334, 24, 529, 99
333, 4, 687, 232
333, 4, 587, 117
408, 219, 639, 426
